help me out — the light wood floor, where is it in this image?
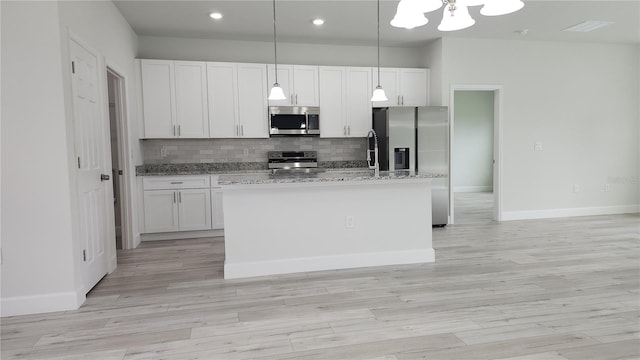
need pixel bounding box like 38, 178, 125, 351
2, 214, 639, 359
454, 191, 494, 225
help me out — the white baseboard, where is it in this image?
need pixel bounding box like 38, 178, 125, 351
1, 290, 84, 317
224, 248, 435, 279
141, 229, 224, 241
454, 186, 493, 193
501, 204, 640, 221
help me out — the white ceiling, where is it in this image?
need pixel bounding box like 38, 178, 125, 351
113, 0, 640, 47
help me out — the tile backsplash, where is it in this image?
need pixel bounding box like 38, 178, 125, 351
142, 137, 367, 164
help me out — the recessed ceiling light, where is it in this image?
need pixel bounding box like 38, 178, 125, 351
563, 20, 612, 33
209, 12, 223, 20
312, 18, 325, 26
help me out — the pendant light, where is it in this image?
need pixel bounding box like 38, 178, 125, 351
268, 0, 286, 101
391, 0, 524, 31
438, 2, 475, 31
371, 0, 388, 102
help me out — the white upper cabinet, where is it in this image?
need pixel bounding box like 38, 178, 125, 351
174, 61, 209, 138
237, 63, 269, 138
268, 65, 319, 106
141, 60, 209, 138
319, 66, 347, 138
345, 67, 373, 137
208, 62, 268, 138
293, 65, 320, 106
399, 68, 429, 106
319, 66, 371, 138
372, 67, 429, 107
141, 60, 175, 138
207, 62, 238, 138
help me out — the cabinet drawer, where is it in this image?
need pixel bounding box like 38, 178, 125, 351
143, 176, 211, 190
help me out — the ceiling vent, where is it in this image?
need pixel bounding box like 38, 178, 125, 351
563, 20, 613, 33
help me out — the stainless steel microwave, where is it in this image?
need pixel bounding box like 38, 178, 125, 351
269, 106, 320, 136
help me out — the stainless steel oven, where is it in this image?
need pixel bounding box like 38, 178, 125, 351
269, 106, 320, 136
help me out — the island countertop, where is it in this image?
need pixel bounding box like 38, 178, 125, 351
218, 169, 447, 186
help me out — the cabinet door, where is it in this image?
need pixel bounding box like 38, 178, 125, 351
400, 68, 428, 106
293, 65, 319, 106
237, 63, 269, 138
319, 66, 347, 138
211, 187, 225, 229
372, 68, 400, 107
177, 189, 212, 231
267, 64, 293, 106
175, 61, 209, 138
208, 62, 239, 138
143, 190, 179, 233
141, 60, 176, 138
346, 67, 373, 137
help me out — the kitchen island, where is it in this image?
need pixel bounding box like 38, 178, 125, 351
219, 170, 444, 279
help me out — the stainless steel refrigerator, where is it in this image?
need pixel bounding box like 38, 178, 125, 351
372, 106, 449, 226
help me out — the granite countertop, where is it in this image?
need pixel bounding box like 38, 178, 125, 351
218, 169, 447, 185
136, 161, 368, 176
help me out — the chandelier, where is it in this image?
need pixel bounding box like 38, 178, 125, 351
391, 0, 525, 31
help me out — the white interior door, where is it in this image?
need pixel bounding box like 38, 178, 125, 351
70, 39, 112, 293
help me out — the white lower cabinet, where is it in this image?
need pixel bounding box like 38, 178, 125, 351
143, 190, 180, 233
176, 189, 212, 231
142, 176, 219, 234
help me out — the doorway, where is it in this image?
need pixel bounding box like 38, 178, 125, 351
107, 69, 126, 249
450, 86, 503, 224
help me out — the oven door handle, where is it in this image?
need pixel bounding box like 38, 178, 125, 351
305, 112, 309, 134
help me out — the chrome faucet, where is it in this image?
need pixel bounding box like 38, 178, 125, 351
366, 129, 380, 177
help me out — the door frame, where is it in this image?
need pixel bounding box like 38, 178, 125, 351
449, 85, 504, 223
105, 63, 136, 251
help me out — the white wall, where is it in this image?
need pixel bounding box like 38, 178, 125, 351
0, 0, 140, 316
138, 35, 426, 68
422, 39, 443, 106
1, 1, 80, 315
441, 38, 640, 217
454, 91, 494, 192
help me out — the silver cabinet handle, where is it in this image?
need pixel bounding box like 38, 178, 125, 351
401, 96, 404, 105
235, 125, 239, 136
178, 125, 181, 136
100, 174, 110, 181
170, 181, 183, 184
348, 126, 351, 136
295, 94, 298, 105
343, 125, 347, 136
173, 192, 176, 203
241, 125, 244, 136
178, 192, 181, 203
172, 125, 176, 136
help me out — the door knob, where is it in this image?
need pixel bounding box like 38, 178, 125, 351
100, 174, 110, 181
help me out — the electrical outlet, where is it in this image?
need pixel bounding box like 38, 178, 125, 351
573, 184, 580, 193
534, 142, 544, 151
160, 146, 167, 157
345, 216, 355, 229
604, 184, 611, 192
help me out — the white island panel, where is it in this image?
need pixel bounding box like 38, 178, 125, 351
222, 179, 434, 279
